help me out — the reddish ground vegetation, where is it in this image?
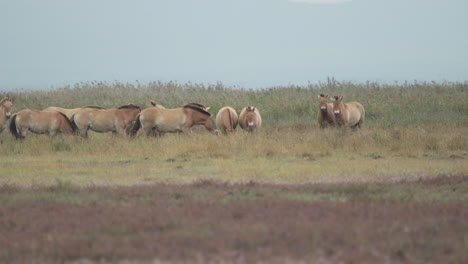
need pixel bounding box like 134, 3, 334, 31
0, 175, 467, 264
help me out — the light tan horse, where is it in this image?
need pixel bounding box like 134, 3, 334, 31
43, 105, 106, 119
9, 110, 76, 139
130, 104, 218, 137
71, 104, 141, 138
239, 105, 262, 132
332, 96, 365, 129
317, 94, 335, 128
216, 106, 238, 135
0, 97, 13, 136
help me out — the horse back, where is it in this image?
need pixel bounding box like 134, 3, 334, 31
140, 107, 186, 131
344, 102, 365, 126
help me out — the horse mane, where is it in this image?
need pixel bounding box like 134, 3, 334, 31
246, 105, 256, 112
185, 103, 206, 109
82, 105, 106, 109
56, 112, 77, 133
0, 97, 10, 106
118, 104, 141, 109
184, 105, 211, 116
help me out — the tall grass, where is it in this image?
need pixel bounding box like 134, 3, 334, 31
2, 79, 467, 127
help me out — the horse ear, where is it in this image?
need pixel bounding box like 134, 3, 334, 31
206, 107, 211, 111
150, 100, 156, 107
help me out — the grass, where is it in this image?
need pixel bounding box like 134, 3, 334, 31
0, 124, 466, 186
2, 79, 467, 127
0, 175, 467, 263
0, 80, 467, 263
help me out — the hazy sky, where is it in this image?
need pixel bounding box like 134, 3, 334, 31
1, 0, 467, 90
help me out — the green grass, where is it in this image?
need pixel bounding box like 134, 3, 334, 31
1, 80, 467, 187
3, 80, 467, 127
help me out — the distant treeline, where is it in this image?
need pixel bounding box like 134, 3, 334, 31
2, 79, 467, 127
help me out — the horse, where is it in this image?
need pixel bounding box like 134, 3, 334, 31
43, 105, 107, 119
239, 105, 262, 132
0, 97, 13, 136
130, 104, 218, 137
216, 106, 238, 135
9, 110, 76, 139
317, 94, 336, 128
71, 104, 141, 138
331, 96, 365, 129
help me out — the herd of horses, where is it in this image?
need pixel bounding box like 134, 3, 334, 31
0, 95, 364, 140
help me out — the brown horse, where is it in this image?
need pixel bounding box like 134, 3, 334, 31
43, 105, 107, 119
71, 104, 141, 138
9, 110, 76, 139
130, 104, 218, 137
0, 97, 13, 136
239, 105, 262, 132
216, 106, 238, 135
332, 96, 365, 128
317, 94, 336, 128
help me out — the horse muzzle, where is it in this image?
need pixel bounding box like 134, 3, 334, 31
213, 129, 219, 136
320, 107, 327, 113
334, 111, 340, 117
5, 113, 11, 119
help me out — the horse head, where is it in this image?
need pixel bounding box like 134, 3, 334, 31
245, 106, 258, 131
318, 94, 329, 113
0, 97, 13, 119
204, 115, 219, 135
332, 96, 344, 117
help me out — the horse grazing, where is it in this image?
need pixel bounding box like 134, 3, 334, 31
332, 96, 365, 129
0, 97, 13, 135
317, 94, 335, 128
130, 104, 218, 137
43, 105, 107, 119
9, 110, 76, 139
239, 105, 262, 132
71, 104, 141, 138
216, 106, 238, 135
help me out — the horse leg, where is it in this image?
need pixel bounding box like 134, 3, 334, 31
143, 127, 154, 137
48, 130, 58, 138
116, 125, 126, 137
80, 127, 89, 139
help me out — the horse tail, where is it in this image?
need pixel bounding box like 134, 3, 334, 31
227, 108, 235, 131
129, 114, 141, 137
9, 114, 22, 140
69, 114, 80, 135
57, 112, 75, 135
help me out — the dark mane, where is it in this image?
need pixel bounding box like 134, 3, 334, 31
184, 105, 210, 116
185, 103, 206, 109
57, 112, 76, 133
82, 105, 106, 109
118, 104, 141, 109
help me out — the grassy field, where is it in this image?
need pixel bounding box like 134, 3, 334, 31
0, 80, 467, 263
0, 175, 467, 263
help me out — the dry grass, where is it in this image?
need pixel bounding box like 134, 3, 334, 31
0, 124, 466, 186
